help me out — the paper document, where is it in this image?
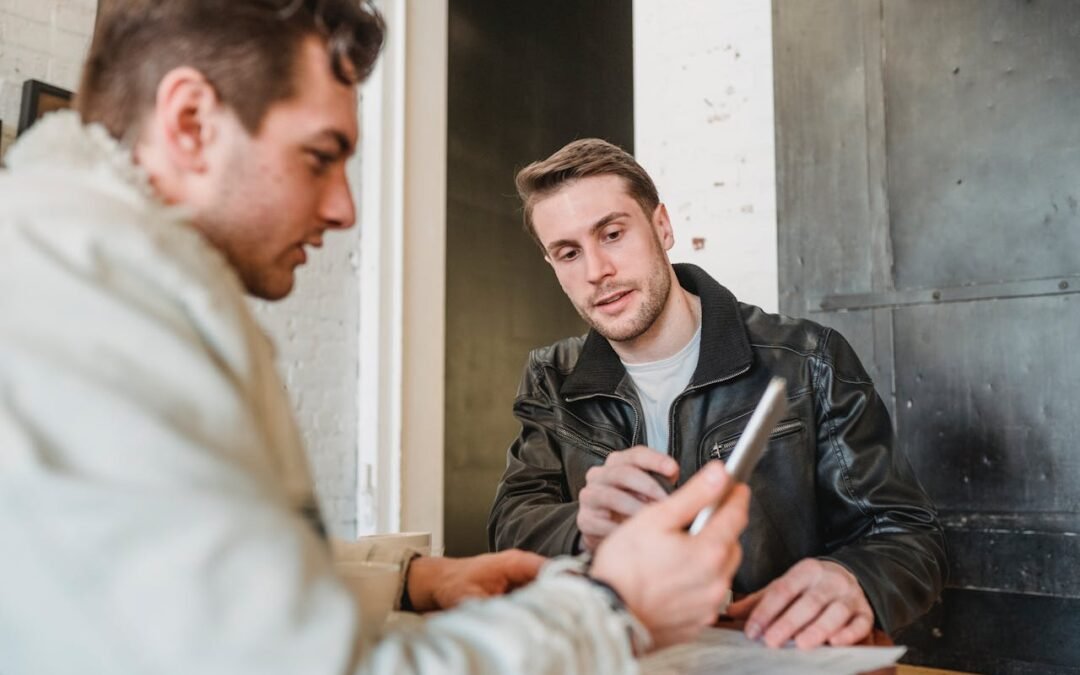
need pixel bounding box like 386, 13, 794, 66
639, 628, 906, 675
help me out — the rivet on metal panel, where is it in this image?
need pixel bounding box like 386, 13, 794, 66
1059, 280, 1069, 290
932, 290, 942, 301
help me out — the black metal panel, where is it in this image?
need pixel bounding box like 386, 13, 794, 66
775, 1, 1080, 671
944, 524, 1080, 598
883, 0, 1080, 290
893, 295, 1080, 515
773, 0, 883, 307
897, 589, 1080, 674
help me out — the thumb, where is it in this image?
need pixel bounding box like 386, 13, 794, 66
646, 460, 731, 529
726, 588, 764, 618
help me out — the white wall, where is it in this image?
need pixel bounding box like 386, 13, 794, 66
249, 221, 362, 539
0, 0, 95, 155
634, 0, 779, 313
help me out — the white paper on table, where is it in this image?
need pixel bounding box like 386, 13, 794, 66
639, 628, 906, 675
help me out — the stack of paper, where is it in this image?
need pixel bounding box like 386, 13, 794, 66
640, 628, 906, 675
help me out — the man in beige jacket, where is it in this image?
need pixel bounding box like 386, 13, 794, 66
0, 2, 749, 673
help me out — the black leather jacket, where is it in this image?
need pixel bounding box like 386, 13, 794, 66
488, 264, 946, 634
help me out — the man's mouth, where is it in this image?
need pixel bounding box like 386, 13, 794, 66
594, 289, 633, 308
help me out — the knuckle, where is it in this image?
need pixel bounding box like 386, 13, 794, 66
805, 589, 831, 608
773, 578, 796, 597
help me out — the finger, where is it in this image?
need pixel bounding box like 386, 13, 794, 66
718, 539, 743, 584
644, 461, 730, 528
794, 600, 852, 649
744, 569, 813, 641
495, 550, 546, 587
577, 511, 617, 540
603, 464, 671, 502
582, 484, 650, 519
698, 483, 750, 544
827, 612, 875, 647
606, 446, 679, 480
727, 588, 764, 618
761, 589, 832, 649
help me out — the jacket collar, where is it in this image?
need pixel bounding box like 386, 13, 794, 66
560, 263, 754, 399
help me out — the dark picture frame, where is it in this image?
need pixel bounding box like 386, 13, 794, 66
17, 80, 74, 136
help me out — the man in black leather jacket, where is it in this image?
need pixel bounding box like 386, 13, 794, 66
488, 138, 946, 648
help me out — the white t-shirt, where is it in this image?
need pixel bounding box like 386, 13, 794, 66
621, 324, 702, 453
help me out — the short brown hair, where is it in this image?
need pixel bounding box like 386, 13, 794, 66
515, 138, 660, 248
77, 0, 385, 140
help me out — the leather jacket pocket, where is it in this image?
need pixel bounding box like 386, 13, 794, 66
552, 406, 632, 461
705, 418, 806, 462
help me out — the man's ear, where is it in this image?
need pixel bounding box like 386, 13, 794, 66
150, 67, 223, 173
653, 203, 675, 251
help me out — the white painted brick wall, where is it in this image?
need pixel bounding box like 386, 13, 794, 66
634, 0, 779, 313
249, 223, 362, 540
0, 0, 96, 154
1, 0, 363, 538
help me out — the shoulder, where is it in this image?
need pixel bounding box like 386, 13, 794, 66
738, 302, 832, 357
526, 333, 590, 376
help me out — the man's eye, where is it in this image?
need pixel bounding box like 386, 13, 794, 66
603, 229, 622, 241
560, 249, 579, 262
308, 150, 335, 173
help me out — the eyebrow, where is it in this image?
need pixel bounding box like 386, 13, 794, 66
545, 211, 631, 255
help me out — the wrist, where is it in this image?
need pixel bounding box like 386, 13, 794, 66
403, 555, 441, 612
546, 555, 652, 656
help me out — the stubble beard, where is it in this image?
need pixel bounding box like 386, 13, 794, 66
577, 256, 673, 343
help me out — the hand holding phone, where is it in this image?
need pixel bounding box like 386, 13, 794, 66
688, 377, 788, 535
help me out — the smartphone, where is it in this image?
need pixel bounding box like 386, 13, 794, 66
688, 377, 788, 535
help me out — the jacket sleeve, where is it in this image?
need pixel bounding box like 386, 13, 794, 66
488, 354, 583, 556
812, 328, 948, 634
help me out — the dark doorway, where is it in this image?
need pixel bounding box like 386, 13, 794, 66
444, 1, 634, 556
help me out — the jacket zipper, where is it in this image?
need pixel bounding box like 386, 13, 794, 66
710, 419, 804, 459
564, 362, 754, 460
668, 363, 752, 457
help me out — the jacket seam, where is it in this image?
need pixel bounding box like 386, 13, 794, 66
815, 329, 874, 523
753, 342, 873, 387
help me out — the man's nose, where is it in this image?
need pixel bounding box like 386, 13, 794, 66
583, 245, 615, 284
320, 169, 356, 230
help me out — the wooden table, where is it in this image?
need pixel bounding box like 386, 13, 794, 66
895, 667, 976, 675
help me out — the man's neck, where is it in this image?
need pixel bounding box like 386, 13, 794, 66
611, 274, 701, 365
